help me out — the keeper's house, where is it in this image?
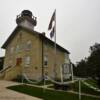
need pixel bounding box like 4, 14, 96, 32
1, 10, 72, 80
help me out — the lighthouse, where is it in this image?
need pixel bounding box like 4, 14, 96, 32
16, 10, 37, 30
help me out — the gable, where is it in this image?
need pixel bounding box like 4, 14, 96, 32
1, 26, 40, 49
2, 26, 70, 54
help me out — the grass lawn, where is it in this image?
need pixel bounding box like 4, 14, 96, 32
72, 81, 100, 96
7, 84, 100, 100
85, 79, 98, 88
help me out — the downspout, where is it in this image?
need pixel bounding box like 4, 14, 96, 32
41, 33, 44, 81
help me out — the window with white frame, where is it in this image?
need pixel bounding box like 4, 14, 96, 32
24, 56, 31, 66
25, 40, 32, 50
44, 55, 48, 66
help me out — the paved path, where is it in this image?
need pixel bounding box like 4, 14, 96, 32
0, 80, 42, 100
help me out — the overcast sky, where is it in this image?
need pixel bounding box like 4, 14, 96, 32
0, 0, 100, 63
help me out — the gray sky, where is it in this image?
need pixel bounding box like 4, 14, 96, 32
0, 0, 100, 63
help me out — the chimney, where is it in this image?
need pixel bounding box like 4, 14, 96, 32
42, 32, 46, 36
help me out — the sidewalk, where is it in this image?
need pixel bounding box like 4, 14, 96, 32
0, 80, 42, 100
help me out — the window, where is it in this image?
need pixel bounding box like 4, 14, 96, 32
44, 55, 48, 66
64, 53, 69, 63
7, 47, 13, 55
25, 40, 32, 50
9, 60, 12, 66
16, 45, 20, 53
10, 47, 14, 54
44, 72, 48, 80
24, 56, 31, 67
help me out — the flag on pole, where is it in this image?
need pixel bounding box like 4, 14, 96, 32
48, 9, 57, 78
50, 26, 55, 38
48, 10, 56, 30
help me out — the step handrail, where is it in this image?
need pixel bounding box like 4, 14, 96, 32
0, 66, 12, 73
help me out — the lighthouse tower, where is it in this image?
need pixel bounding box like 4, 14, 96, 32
16, 10, 37, 30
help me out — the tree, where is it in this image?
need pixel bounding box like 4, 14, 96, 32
74, 59, 87, 77
75, 43, 100, 88
87, 43, 100, 88
87, 43, 100, 78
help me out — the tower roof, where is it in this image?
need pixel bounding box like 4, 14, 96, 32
16, 10, 37, 27
21, 10, 33, 18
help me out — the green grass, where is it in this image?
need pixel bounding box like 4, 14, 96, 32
85, 79, 98, 88
72, 81, 100, 96
7, 85, 100, 100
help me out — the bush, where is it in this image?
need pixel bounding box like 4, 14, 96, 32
97, 78, 100, 89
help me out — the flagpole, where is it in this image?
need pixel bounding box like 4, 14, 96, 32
48, 9, 57, 79
54, 9, 57, 79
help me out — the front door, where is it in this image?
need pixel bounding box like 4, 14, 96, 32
16, 58, 22, 66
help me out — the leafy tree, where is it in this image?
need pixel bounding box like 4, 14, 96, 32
87, 43, 100, 88
75, 43, 100, 88
87, 43, 100, 78
74, 59, 87, 77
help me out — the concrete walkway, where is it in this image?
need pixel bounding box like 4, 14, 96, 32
0, 80, 42, 100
